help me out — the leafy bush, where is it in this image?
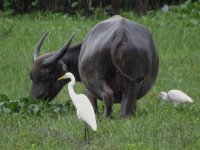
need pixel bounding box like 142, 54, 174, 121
1, 0, 198, 17
171, 0, 200, 18
0, 94, 74, 116
170, 0, 200, 26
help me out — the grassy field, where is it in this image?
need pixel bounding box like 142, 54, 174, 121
0, 3, 200, 150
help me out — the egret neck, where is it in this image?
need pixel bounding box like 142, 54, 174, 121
67, 75, 78, 106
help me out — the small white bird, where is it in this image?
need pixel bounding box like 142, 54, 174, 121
162, 4, 169, 13
58, 72, 97, 143
156, 89, 193, 107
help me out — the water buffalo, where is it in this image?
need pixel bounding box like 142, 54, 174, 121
79, 15, 159, 117
29, 15, 159, 118
29, 32, 82, 100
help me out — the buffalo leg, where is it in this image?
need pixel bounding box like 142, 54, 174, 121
100, 82, 114, 117
89, 80, 114, 117
120, 85, 138, 117
85, 88, 99, 114
85, 78, 114, 117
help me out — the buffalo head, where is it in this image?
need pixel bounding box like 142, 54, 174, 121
29, 32, 75, 101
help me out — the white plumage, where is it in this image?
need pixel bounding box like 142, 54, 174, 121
73, 93, 97, 131
157, 89, 193, 107
58, 72, 97, 143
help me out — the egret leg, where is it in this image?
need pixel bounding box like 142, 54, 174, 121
84, 123, 90, 144
85, 123, 87, 143
87, 124, 90, 144
84, 123, 87, 143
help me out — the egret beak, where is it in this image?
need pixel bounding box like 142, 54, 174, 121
153, 93, 160, 97
58, 75, 66, 80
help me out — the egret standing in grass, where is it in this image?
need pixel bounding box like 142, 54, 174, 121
155, 89, 193, 107
58, 72, 97, 143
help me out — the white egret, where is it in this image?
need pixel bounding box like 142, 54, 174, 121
156, 89, 193, 107
58, 72, 97, 143
162, 4, 169, 13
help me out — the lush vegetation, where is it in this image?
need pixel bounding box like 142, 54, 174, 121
0, 2, 200, 149
1, 0, 199, 16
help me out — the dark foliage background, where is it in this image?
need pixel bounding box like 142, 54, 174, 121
0, 0, 199, 16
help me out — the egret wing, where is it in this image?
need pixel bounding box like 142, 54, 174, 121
76, 94, 97, 131
168, 90, 192, 103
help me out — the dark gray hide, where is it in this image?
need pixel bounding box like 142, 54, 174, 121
79, 15, 159, 117
29, 32, 82, 101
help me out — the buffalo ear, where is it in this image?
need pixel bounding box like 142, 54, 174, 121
58, 60, 67, 72
34, 32, 49, 62
42, 33, 76, 65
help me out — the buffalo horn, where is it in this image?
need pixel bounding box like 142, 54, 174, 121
42, 32, 76, 65
34, 31, 49, 62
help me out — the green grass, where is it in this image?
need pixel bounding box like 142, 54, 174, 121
0, 4, 200, 150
